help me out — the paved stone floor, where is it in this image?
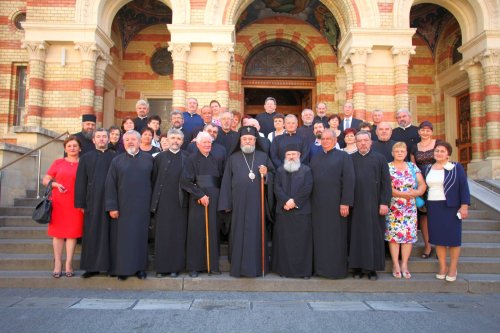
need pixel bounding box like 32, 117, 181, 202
1, 288, 499, 332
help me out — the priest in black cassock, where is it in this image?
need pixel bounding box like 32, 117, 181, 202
349, 131, 392, 280
272, 144, 313, 278
390, 108, 420, 161
215, 110, 239, 153
187, 123, 227, 168
310, 129, 355, 279
74, 128, 116, 278
371, 122, 396, 162
150, 129, 189, 278
72, 114, 96, 156
218, 126, 275, 277
181, 131, 224, 277
105, 130, 153, 281
270, 114, 310, 168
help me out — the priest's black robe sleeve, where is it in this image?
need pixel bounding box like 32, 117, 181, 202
293, 167, 313, 209
379, 155, 392, 206
74, 155, 89, 209
273, 168, 289, 210
104, 161, 119, 212
180, 157, 206, 200
340, 154, 355, 206
218, 156, 233, 212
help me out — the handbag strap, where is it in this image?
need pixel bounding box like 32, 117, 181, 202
44, 180, 53, 199
407, 162, 418, 190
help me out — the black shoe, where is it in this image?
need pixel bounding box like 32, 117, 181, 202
136, 271, 147, 280
352, 269, 363, 279
170, 272, 178, 278
303, 276, 311, 280
156, 273, 167, 278
367, 271, 378, 281
210, 270, 221, 275
117, 275, 128, 281
81, 271, 98, 279
189, 271, 198, 278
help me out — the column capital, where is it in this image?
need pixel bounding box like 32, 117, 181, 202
21, 41, 48, 61
168, 43, 191, 62
392, 46, 416, 66
74, 42, 104, 62
96, 53, 112, 70
460, 60, 482, 76
212, 44, 234, 63
347, 47, 372, 65
477, 49, 500, 68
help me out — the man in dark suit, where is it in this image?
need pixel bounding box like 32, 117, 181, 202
133, 99, 149, 133
339, 102, 362, 132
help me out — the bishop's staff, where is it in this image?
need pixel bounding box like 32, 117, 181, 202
259, 165, 266, 278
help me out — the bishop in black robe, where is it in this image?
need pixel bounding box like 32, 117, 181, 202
218, 126, 275, 277
105, 149, 153, 278
272, 152, 313, 278
349, 149, 392, 274
151, 148, 189, 276
310, 131, 355, 279
74, 145, 116, 275
181, 146, 224, 274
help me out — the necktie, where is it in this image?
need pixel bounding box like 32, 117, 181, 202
346, 118, 350, 129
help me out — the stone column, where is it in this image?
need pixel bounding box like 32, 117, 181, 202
348, 47, 372, 120
479, 50, 500, 158
392, 46, 416, 111
93, 56, 111, 126
21, 41, 47, 126
168, 43, 190, 110
343, 63, 353, 102
212, 44, 234, 111
75, 42, 103, 116
462, 61, 486, 161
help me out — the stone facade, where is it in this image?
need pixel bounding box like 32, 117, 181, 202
0, 0, 499, 178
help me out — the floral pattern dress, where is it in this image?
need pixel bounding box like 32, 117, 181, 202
385, 162, 419, 243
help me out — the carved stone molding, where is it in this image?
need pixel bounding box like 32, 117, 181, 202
74, 42, 104, 62
460, 60, 482, 77
168, 43, 191, 62
96, 54, 112, 71
21, 41, 47, 61
478, 49, 500, 68
348, 47, 372, 66
392, 46, 416, 66
212, 44, 234, 63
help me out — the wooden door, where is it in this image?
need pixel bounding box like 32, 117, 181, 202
456, 92, 472, 170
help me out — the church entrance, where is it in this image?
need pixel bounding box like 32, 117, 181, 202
456, 92, 472, 171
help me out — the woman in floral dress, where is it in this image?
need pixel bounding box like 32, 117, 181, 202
386, 142, 427, 279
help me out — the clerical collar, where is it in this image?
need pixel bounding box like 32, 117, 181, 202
314, 139, 321, 146
127, 150, 139, 157
138, 116, 147, 120
323, 147, 335, 153
359, 149, 371, 156
399, 124, 412, 130
287, 132, 296, 136
97, 148, 107, 153
169, 148, 180, 154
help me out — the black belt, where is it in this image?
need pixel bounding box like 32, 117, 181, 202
195, 175, 221, 188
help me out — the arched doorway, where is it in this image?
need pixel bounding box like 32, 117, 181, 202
243, 43, 315, 121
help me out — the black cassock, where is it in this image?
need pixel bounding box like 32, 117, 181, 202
310, 148, 355, 279
181, 151, 224, 272
372, 140, 396, 163
151, 150, 189, 274
105, 151, 153, 276
349, 150, 392, 271
218, 150, 275, 277
270, 133, 310, 168
73, 132, 94, 156
272, 165, 313, 278
74, 149, 116, 272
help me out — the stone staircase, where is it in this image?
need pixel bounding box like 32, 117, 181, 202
0, 189, 499, 293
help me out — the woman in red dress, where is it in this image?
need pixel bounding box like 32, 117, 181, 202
42, 135, 84, 278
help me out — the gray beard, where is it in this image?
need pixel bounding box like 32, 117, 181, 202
126, 148, 138, 155
283, 159, 301, 173
82, 130, 93, 140
241, 145, 255, 154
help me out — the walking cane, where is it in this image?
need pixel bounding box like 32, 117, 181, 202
205, 204, 211, 275
260, 171, 265, 278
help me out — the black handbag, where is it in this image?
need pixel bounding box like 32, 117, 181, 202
32, 181, 53, 224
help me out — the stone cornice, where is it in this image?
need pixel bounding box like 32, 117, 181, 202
167, 24, 235, 44
22, 22, 114, 53
459, 31, 500, 63
21, 41, 47, 61
168, 43, 191, 62
212, 44, 234, 63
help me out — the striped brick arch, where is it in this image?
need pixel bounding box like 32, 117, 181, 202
230, 16, 338, 111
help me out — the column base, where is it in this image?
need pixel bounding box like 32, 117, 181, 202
467, 158, 500, 180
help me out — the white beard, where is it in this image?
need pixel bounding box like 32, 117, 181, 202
283, 159, 301, 173
241, 145, 255, 154
126, 148, 137, 155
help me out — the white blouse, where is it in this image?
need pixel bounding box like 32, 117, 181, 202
426, 169, 446, 201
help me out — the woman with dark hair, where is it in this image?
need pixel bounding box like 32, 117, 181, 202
139, 127, 161, 156
411, 120, 437, 259
341, 128, 357, 154
121, 116, 135, 133
424, 141, 470, 282
42, 135, 84, 278
210, 100, 222, 126
328, 114, 343, 147
108, 125, 124, 153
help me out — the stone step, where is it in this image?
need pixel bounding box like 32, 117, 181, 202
0, 206, 36, 216
0, 271, 498, 293
462, 230, 500, 243
462, 219, 500, 231
0, 226, 47, 239
1, 254, 499, 274
412, 243, 500, 258
0, 216, 37, 227
467, 210, 492, 219
14, 198, 39, 207
0, 239, 81, 254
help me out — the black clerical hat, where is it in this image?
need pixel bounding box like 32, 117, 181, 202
285, 143, 300, 153
239, 126, 258, 138
82, 114, 96, 123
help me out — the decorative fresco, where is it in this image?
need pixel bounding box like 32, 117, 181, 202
115, 0, 172, 51
410, 4, 459, 55
236, 0, 340, 50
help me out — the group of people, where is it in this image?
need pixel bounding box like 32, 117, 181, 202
42, 97, 470, 283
